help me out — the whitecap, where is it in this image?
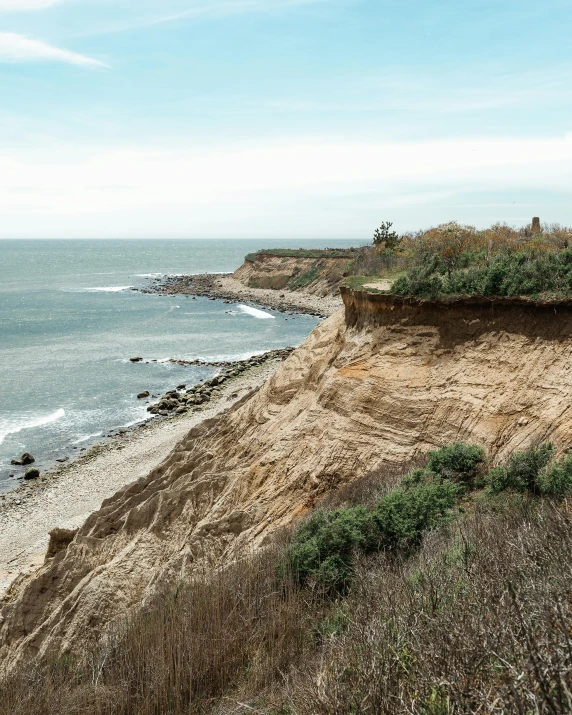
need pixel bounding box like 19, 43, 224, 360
84, 286, 133, 293
236, 304, 275, 320
118, 416, 152, 430
62, 286, 132, 293
135, 273, 163, 278
0, 408, 66, 446
72, 431, 102, 445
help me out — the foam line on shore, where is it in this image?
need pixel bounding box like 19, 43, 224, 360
0, 408, 66, 446
237, 304, 275, 319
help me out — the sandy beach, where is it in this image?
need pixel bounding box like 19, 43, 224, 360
0, 360, 278, 598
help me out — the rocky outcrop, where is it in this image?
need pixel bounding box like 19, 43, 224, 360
3, 291, 572, 670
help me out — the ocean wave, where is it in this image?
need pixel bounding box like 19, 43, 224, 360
72, 431, 102, 445
118, 416, 152, 430
84, 286, 133, 293
195, 350, 266, 362
0, 408, 66, 446
135, 273, 163, 278
62, 286, 133, 293
236, 304, 275, 320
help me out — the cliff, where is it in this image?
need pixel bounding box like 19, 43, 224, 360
233, 250, 353, 296
3, 289, 572, 669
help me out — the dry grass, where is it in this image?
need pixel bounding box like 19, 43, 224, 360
0, 545, 327, 715
345, 221, 572, 287
285, 497, 572, 714
1, 469, 571, 714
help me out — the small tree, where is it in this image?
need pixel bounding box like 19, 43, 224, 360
373, 221, 400, 250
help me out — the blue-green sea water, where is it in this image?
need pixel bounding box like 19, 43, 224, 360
0, 239, 362, 493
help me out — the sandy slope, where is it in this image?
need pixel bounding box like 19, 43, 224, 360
0, 363, 276, 599
4, 293, 572, 668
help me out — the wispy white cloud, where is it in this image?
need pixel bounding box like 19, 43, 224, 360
0, 0, 63, 10
150, 0, 326, 25
0, 32, 107, 66
0, 134, 571, 237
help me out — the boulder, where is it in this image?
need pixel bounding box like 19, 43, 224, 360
10, 459, 23, 466
137, 391, 150, 399
129, 357, 143, 363
21, 453, 35, 465
24, 468, 40, 480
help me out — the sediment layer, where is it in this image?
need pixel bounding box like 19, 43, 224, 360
3, 291, 572, 670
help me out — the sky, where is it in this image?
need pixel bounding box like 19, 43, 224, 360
0, 0, 571, 238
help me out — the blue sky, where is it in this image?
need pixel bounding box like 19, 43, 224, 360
0, 0, 571, 238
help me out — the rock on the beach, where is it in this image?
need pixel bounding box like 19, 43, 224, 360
130, 357, 143, 363
137, 391, 150, 399
21, 452, 35, 465
24, 467, 40, 480
10, 458, 23, 466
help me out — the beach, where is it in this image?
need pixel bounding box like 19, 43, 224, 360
142, 272, 343, 317
0, 359, 279, 598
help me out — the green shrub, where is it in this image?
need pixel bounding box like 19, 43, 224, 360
426, 443, 485, 486
537, 452, 572, 497
280, 506, 378, 591
488, 443, 554, 495
393, 248, 572, 298
373, 479, 460, 551
281, 474, 462, 593
392, 266, 443, 298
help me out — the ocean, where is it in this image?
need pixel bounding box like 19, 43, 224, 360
0, 238, 362, 493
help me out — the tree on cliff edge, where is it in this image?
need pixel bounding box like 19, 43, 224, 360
373, 221, 401, 250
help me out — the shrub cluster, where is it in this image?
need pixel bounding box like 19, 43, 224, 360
489, 443, 572, 497
280, 443, 484, 593
393, 248, 572, 298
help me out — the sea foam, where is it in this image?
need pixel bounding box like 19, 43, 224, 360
0, 408, 66, 446
237, 304, 275, 320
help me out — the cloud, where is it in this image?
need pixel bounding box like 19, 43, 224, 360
0, 134, 571, 237
117, 0, 327, 31
0, 0, 63, 10
0, 32, 106, 66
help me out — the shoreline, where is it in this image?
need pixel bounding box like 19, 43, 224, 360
140, 272, 342, 318
0, 279, 334, 599
0, 358, 282, 599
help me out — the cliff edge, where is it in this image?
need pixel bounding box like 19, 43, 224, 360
2, 290, 572, 669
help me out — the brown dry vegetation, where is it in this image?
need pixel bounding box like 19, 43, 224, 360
346, 220, 572, 284
1, 459, 571, 715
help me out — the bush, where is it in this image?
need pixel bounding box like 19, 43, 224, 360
426, 442, 485, 486
372, 479, 460, 551
537, 452, 572, 497
488, 443, 554, 494
280, 506, 379, 591
281, 473, 462, 593
392, 267, 443, 298
393, 248, 572, 298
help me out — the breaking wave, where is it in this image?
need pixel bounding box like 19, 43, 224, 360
0, 408, 66, 446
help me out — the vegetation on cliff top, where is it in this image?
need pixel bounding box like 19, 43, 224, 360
364, 220, 572, 299
244, 220, 572, 300
2, 442, 572, 714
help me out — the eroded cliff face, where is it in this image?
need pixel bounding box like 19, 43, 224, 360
3, 291, 572, 670
233, 253, 350, 296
